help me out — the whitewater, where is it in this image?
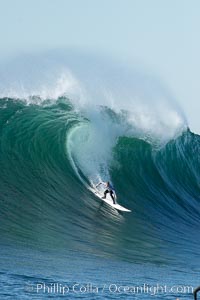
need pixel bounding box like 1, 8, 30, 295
0, 52, 199, 299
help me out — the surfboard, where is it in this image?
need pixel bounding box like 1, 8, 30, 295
92, 189, 131, 212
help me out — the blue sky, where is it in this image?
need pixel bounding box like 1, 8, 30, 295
0, 0, 200, 133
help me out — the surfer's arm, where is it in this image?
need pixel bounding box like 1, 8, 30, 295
95, 181, 106, 188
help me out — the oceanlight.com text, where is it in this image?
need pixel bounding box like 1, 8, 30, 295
25, 282, 194, 296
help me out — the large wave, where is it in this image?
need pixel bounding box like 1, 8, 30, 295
0, 53, 199, 268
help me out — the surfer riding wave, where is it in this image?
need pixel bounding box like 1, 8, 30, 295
96, 181, 117, 204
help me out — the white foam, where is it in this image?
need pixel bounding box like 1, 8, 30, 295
0, 52, 187, 182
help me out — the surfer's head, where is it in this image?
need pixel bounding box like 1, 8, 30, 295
106, 181, 110, 186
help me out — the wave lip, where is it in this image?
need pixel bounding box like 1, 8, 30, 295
0, 51, 187, 139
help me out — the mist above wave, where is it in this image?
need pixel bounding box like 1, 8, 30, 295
0, 50, 187, 142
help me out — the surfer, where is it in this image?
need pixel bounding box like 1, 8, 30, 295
96, 181, 116, 204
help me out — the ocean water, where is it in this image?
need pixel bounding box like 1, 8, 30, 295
0, 54, 200, 299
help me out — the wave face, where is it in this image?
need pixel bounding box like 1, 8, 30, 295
0, 93, 199, 271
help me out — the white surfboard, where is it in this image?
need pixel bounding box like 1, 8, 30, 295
92, 189, 131, 212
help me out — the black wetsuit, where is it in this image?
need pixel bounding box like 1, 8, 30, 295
103, 184, 116, 204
